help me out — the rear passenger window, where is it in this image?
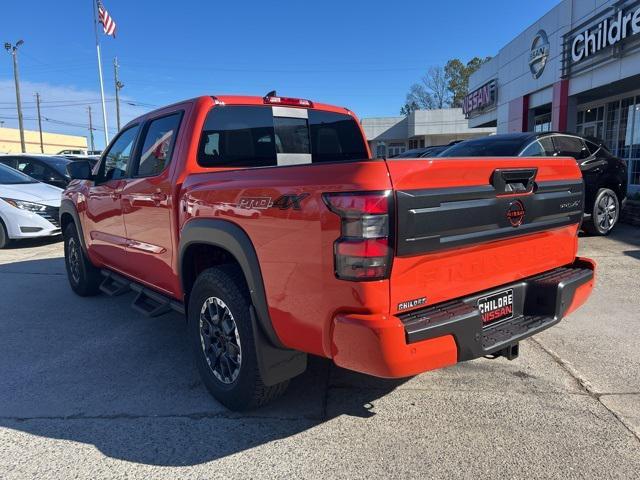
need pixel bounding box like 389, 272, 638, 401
136, 113, 182, 177
553, 136, 589, 160
197, 106, 369, 168
308, 110, 368, 163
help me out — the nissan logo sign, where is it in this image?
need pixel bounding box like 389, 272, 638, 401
529, 30, 550, 79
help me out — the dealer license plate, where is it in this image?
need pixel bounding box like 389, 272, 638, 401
477, 289, 514, 325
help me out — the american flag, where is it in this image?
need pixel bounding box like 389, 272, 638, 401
97, 1, 117, 37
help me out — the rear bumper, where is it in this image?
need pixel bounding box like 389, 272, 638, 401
331, 257, 595, 378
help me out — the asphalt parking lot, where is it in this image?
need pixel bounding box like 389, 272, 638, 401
0, 227, 639, 479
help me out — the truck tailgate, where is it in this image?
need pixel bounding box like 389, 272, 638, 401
386, 157, 584, 315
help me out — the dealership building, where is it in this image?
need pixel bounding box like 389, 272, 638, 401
362, 109, 495, 157
466, 0, 640, 192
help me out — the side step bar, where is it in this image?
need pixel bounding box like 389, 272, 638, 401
100, 270, 185, 317
99, 272, 131, 296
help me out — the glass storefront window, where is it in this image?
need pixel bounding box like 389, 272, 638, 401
577, 106, 604, 140
619, 98, 634, 159
632, 100, 640, 159
534, 113, 551, 132
578, 98, 639, 189
605, 101, 620, 153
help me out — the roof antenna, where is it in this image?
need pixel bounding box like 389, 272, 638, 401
265, 90, 277, 97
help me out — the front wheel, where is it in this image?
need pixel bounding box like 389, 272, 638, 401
64, 224, 102, 296
584, 188, 620, 236
188, 266, 289, 411
0, 220, 9, 249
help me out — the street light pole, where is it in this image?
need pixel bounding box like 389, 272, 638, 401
4, 40, 26, 153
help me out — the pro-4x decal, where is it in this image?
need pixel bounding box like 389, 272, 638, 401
236, 193, 309, 211
238, 197, 273, 209
272, 193, 309, 210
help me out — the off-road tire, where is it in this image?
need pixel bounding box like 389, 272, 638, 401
63, 223, 102, 296
188, 266, 289, 411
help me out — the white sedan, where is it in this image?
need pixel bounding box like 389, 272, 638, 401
0, 163, 63, 248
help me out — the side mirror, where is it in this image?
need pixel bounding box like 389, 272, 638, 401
67, 160, 93, 180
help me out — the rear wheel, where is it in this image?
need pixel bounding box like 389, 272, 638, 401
0, 220, 8, 249
584, 188, 619, 236
188, 266, 289, 411
64, 223, 102, 296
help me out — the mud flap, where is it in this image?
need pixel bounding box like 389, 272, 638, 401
249, 306, 307, 386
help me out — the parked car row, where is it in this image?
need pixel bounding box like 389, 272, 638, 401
437, 133, 627, 235
0, 130, 628, 249
0, 154, 99, 190
0, 152, 103, 248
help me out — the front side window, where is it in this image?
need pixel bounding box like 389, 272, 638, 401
135, 113, 182, 177
17, 160, 46, 180
97, 125, 140, 182
520, 141, 545, 157
520, 137, 555, 157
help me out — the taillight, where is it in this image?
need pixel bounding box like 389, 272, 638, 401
264, 95, 314, 108
323, 191, 393, 281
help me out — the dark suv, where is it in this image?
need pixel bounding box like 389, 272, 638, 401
440, 133, 628, 235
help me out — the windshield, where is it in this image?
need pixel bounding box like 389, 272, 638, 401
439, 137, 528, 157
0, 163, 38, 184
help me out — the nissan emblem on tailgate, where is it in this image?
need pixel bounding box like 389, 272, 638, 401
507, 200, 525, 227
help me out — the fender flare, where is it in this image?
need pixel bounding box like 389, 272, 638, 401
60, 199, 88, 253
179, 218, 282, 348
179, 218, 307, 385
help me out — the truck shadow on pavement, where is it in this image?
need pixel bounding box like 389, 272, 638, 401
0, 257, 407, 466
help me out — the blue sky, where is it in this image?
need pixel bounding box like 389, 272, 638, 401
1, 0, 559, 148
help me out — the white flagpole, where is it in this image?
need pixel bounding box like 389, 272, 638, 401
92, 0, 109, 147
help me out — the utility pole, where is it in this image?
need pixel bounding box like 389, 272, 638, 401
4, 40, 26, 153
35, 92, 44, 153
87, 106, 95, 152
114, 57, 124, 132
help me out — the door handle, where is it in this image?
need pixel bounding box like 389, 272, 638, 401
151, 192, 167, 202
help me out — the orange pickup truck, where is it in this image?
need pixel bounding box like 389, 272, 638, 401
60, 93, 595, 410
